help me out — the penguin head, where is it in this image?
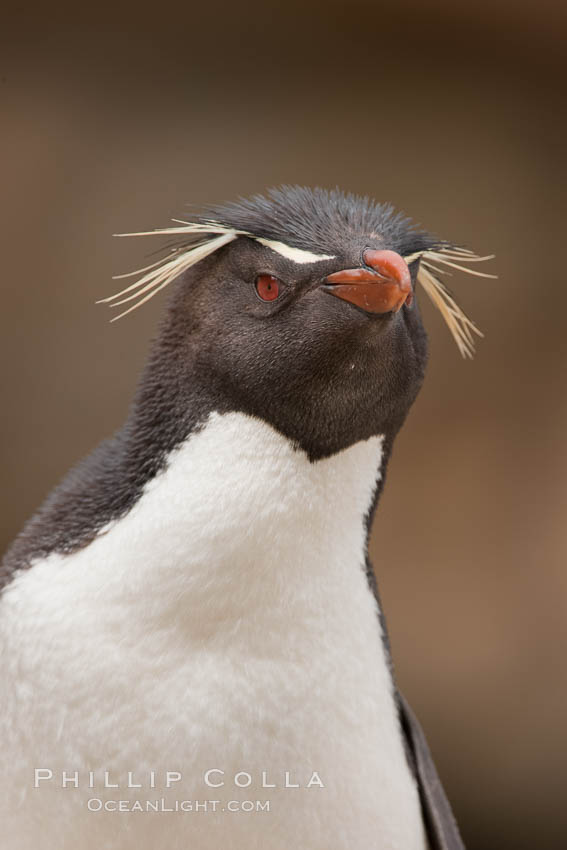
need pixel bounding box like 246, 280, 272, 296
109, 187, 492, 458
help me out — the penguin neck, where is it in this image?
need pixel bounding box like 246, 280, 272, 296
2, 355, 396, 584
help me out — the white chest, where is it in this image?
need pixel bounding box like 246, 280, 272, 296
0, 412, 426, 850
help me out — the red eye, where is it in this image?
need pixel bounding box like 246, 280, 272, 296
255, 274, 281, 302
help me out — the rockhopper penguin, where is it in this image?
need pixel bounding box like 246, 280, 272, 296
0, 187, 494, 850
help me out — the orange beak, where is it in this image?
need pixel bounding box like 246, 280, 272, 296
323, 249, 413, 314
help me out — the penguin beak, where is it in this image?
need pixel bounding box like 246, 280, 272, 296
322, 249, 413, 314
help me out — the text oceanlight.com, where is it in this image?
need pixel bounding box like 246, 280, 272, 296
86, 799, 271, 813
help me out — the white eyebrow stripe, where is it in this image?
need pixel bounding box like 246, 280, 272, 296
254, 238, 336, 264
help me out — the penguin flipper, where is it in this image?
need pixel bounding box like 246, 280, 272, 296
397, 692, 466, 850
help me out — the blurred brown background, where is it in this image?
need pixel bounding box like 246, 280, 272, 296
1, 2, 566, 847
